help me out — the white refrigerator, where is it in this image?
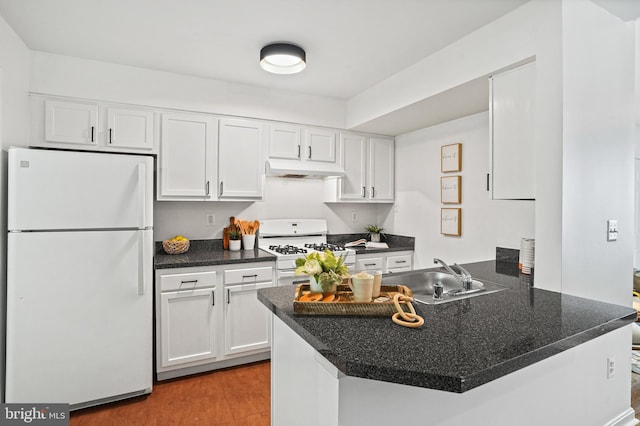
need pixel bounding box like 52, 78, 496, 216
6, 147, 154, 408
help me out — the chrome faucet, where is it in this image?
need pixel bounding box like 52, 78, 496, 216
433, 258, 473, 291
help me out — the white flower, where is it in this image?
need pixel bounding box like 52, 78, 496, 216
304, 259, 322, 276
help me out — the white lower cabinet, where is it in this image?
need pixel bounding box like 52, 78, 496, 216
224, 282, 272, 357
155, 262, 273, 380
355, 251, 413, 274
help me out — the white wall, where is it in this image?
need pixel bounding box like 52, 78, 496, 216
348, 0, 564, 291
561, 0, 636, 306
390, 112, 534, 270
0, 11, 32, 403
28, 52, 381, 241
30, 52, 347, 129
154, 178, 379, 241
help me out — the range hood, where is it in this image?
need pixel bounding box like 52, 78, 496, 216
265, 159, 345, 179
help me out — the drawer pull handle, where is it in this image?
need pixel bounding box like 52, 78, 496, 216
181, 279, 198, 284
364, 263, 377, 266
212, 291, 215, 306
227, 288, 230, 304
109, 128, 113, 144
395, 260, 407, 264
242, 274, 258, 279
90, 126, 95, 142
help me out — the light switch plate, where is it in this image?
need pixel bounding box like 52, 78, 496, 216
607, 219, 618, 242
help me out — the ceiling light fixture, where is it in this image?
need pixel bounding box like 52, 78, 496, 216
260, 43, 306, 75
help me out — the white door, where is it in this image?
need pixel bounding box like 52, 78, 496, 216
339, 133, 367, 200
224, 282, 272, 356
368, 137, 395, 201
269, 124, 302, 160
218, 118, 264, 199
106, 107, 154, 151
159, 113, 217, 199
304, 128, 336, 163
6, 229, 153, 405
160, 287, 219, 367
8, 148, 153, 230
44, 99, 98, 145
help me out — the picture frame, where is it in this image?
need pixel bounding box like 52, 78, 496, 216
441, 208, 461, 236
441, 176, 461, 204
441, 143, 462, 173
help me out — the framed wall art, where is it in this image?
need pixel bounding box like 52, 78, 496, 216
441, 176, 461, 204
441, 143, 462, 173
441, 208, 461, 236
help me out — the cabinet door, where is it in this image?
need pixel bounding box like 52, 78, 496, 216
368, 137, 395, 202
490, 61, 535, 200
304, 128, 336, 163
159, 286, 219, 368
269, 124, 301, 160
106, 107, 154, 151
159, 113, 217, 199
218, 118, 264, 199
45, 99, 98, 145
224, 282, 272, 357
339, 133, 368, 200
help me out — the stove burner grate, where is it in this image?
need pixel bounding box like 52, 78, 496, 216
269, 245, 308, 255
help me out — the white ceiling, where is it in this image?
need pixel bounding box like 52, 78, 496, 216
0, 0, 531, 100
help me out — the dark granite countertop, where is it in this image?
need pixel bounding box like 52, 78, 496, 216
257, 260, 637, 393
154, 234, 415, 269
328, 233, 415, 254
154, 239, 276, 269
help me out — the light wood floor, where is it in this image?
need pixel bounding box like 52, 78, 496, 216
70, 361, 270, 426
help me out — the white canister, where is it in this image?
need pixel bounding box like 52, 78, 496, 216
242, 234, 256, 250
520, 238, 535, 275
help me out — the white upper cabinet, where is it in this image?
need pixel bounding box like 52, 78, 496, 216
268, 124, 337, 164
44, 99, 98, 146
368, 136, 395, 201
105, 107, 154, 151
32, 95, 158, 154
304, 128, 336, 163
269, 124, 302, 160
158, 112, 218, 200
328, 134, 394, 203
338, 133, 367, 200
218, 118, 264, 200
489, 61, 536, 200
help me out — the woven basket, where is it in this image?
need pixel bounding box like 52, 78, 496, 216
162, 239, 190, 255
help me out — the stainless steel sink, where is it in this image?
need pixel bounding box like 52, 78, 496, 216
382, 269, 507, 304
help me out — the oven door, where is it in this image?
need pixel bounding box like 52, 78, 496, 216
276, 270, 310, 287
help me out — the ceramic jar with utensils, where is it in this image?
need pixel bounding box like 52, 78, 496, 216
350, 271, 374, 302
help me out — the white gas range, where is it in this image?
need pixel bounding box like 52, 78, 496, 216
258, 219, 356, 286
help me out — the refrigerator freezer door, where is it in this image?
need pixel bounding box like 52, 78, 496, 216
6, 229, 153, 406
8, 148, 153, 231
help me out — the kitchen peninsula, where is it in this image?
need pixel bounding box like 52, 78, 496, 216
258, 261, 638, 426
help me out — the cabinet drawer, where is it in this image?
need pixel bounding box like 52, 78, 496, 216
386, 254, 412, 270
225, 267, 273, 285
159, 271, 217, 292
386, 266, 412, 273
355, 257, 383, 271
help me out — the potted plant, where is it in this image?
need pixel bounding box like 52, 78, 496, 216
295, 250, 350, 293
365, 224, 384, 242
228, 228, 242, 251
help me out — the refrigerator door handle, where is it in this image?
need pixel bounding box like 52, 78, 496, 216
137, 163, 146, 230
137, 231, 145, 296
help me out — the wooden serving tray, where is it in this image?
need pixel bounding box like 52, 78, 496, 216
293, 284, 414, 316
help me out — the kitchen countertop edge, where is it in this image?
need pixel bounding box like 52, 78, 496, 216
257, 261, 637, 393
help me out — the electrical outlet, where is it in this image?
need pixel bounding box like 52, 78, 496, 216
607, 357, 615, 379
607, 219, 618, 242
206, 213, 216, 227
351, 211, 358, 222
